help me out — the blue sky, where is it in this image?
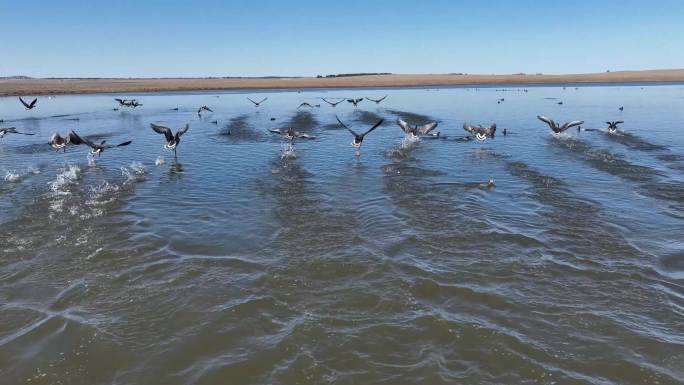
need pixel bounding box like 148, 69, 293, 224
1, 0, 683, 78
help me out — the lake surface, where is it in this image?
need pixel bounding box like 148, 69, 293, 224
1, 85, 683, 385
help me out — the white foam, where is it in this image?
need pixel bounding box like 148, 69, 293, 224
280, 143, 297, 159
4, 171, 22, 183
48, 165, 82, 194
155, 157, 165, 166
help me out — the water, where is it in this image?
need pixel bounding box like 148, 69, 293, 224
1, 85, 683, 384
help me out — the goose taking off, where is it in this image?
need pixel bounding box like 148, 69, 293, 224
48, 132, 72, 152
322, 98, 344, 107
347, 98, 363, 107
366, 95, 387, 104
463, 123, 497, 141
247, 97, 268, 107
68, 131, 132, 157
197, 106, 213, 116
606, 121, 624, 134
537, 115, 584, 134
396, 119, 438, 137
151, 123, 189, 155
268, 128, 316, 140
0, 127, 34, 139
335, 115, 384, 148
19, 97, 38, 110
114, 98, 128, 106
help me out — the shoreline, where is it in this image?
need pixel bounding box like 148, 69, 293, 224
1, 69, 684, 97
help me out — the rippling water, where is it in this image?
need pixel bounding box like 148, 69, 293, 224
1, 85, 684, 384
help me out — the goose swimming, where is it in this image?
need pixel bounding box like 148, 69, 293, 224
463, 123, 497, 141
19, 97, 38, 110
68, 131, 132, 157
247, 97, 268, 107
537, 115, 584, 135
0, 127, 34, 139
366, 95, 387, 104
335, 115, 383, 148
396, 119, 438, 138
268, 127, 316, 140
347, 98, 363, 107
151, 123, 189, 156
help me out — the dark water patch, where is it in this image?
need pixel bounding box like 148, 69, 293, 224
552, 136, 661, 183
599, 131, 669, 151
216, 114, 265, 141
353, 110, 390, 127
385, 109, 435, 124
286, 111, 319, 133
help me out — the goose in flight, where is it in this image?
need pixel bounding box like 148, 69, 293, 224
347, 98, 363, 107
247, 97, 268, 107
0, 127, 34, 139
366, 95, 388, 104
19, 97, 38, 110
115, 98, 128, 106
537, 115, 583, 134
48, 132, 76, 152
335, 115, 383, 148
268, 127, 316, 140
463, 123, 497, 141
197, 105, 213, 116
151, 123, 189, 156
396, 119, 438, 137
606, 121, 624, 134
68, 131, 132, 157
298, 102, 314, 109
322, 98, 345, 107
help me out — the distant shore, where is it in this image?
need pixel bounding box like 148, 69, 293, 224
1, 69, 683, 97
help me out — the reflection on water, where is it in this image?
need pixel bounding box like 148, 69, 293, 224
1, 85, 684, 385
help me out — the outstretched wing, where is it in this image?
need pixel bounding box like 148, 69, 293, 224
29, 98, 37, 108
335, 115, 359, 137
416, 121, 438, 135
537, 115, 555, 128
19, 97, 30, 108
463, 123, 477, 134
176, 124, 190, 139
247, 97, 258, 105
396, 119, 412, 134
322, 98, 336, 106
362, 119, 384, 137
560, 120, 584, 131
258, 97, 268, 104
115, 140, 132, 148
68, 131, 94, 147
268, 128, 285, 135
150, 123, 174, 142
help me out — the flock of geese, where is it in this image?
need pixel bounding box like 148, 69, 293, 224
2, 95, 626, 169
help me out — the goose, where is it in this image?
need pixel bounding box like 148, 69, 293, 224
463, 123, 497, 141
298, 102, 314, 109
0, 127, 34, 139
268, 127, 316, 140
247, 97, 268, 107
322, 98, 345, 107
197, 105, 213, 116
335, 115, 383, 148
537, 115, 583, 134
48, 132, 71, 152
68, 131, 132, 157
396, 119, 438, 137
151, 123, 189, 156
19, 97, 38, 110
606, 121, 624, 134
366, 95, 388, 104
347, 98, 363, 107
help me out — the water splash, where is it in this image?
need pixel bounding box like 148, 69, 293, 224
155, 157, 165, 166
281, 143, 297, 159
121, 162, 146, 184
4, 171, 22, 183
48, 165, 82, 194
